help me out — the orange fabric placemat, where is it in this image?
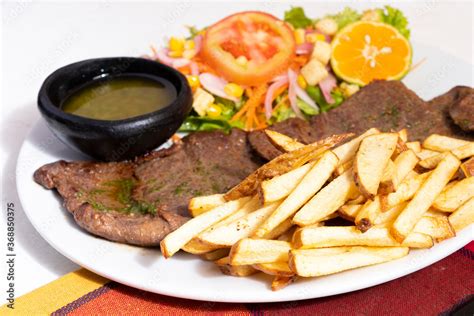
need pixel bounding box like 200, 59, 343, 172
2, 243, 473, 315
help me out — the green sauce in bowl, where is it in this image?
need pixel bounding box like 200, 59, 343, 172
61, 76, 177, 121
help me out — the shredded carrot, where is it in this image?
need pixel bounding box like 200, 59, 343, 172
232, 84, 267, 130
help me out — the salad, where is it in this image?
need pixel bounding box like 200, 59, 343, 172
144, 6, 411, 132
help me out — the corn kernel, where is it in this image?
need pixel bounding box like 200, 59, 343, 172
224, 83, 244, 98
206, 104, 222, 118
316, 34, 326, 42
184, 39, 195, 50
297, 75, 307, 89
169, 36, 185, 52
236, 55, 248, 67
187, 75, 200, 89
168, 50, 183, 58
340, 82, 360, 98
294, 28, 306, 45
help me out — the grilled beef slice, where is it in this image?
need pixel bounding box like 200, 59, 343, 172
34, 129, 262, 246
250, 81, 474, 160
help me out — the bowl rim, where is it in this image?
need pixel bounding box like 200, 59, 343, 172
37, 56, 192, 129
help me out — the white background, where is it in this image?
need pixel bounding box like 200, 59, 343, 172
1, 0, 473, 298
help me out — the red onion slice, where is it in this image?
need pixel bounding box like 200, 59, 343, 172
288, 69, 304, 118
295, 42, 313, 55
295, 84, 318, 110
319, 73, 337, 104
264, 76, 289, 119
199, 73, 239, 102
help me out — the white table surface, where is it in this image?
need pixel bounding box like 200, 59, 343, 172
1, 0, 473, 298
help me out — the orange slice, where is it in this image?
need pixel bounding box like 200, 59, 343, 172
331, 21, 412, 86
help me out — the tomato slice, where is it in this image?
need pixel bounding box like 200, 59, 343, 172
200, 11, 295, 86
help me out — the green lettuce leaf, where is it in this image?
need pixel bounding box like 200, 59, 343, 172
297, 98, 319, 116
306, 86, 345, 113
271, 104, 296, 123
323, 7, 361, 29
179, 116, 236, 133
380, 6, 410, 39
284, 7, 313, 28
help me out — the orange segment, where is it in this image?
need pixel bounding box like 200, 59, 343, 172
331, 21, 412, 86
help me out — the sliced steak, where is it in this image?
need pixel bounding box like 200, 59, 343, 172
34, 129, 262, 246
427, 85, 474, 135
250, 81, 473, 160
450, 93, 474, 131
132, 129, 263, 216
248, 118, 315, 160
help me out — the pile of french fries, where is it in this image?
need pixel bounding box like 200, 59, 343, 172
160, 128, 474, 291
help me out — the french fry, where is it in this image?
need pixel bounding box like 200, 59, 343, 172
289, 246, 409, 277
338, 204, 363, 221
355, 197, 382, 232
254, 151, 339, 237
205, 195, 261, 230
333, 128, 380, 165
379, 160, 395, 194
422, 134, 470, 152
265, 130, 304, 152
253, 261, 294, 277
391, 153, 460, 242
448, 198, 474, 232
413, 215, 455, 242
290, 247, 353, 256
416, 149, 440, 160
424, 208, 451, 218
189, 194, 226, 217
347, 195, 367, 205
260, 163, 313, 203
380, 171, 430, 211
293, 169, 358, 226
225, 133, 352, 200
292, 226, 432, 249
277, 226, 298, 242
200, 248, 230, 261
406, 141, 421, 153
262, 218, 294, 240
215, 256, 257, 277
398, 129, 408, 143
461, 157, 474, 177
229, 239, 291, 265
419, 143, 474, 169
391, 150, 420, 190
271, 276, 297, 291
182, 238, 220, 255
374, 202, 407, 226
197, 202, 279, 247
160, 197, 250, 258
334, 160, 354, 177
393, 137, 409, 158
353, 133, 399, 198
185, 196, 261, 252
432, 177, 474, 212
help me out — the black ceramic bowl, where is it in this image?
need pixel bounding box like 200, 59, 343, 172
38, 57, 192, 161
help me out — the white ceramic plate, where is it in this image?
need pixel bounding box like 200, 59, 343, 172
17, 42, 473, 303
